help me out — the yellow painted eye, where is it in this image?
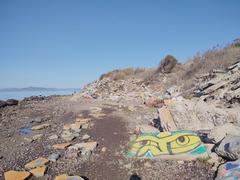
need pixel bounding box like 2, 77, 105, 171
176, 136, 190, 146
140, 140, 149, 146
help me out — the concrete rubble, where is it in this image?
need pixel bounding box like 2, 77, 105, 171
2, 59, 240, 179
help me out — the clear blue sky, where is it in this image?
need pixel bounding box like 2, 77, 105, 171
0, 0, 239, 88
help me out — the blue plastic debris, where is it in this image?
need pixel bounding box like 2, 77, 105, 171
18, 127, 32, 135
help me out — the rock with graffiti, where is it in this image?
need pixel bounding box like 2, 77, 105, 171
128, 130, 208, 159
216, 159, 240, 180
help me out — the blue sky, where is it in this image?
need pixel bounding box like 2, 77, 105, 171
0, 0, 239, 88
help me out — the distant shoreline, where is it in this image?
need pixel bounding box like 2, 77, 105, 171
0, 89, 80, 101
0, 87, 80, 92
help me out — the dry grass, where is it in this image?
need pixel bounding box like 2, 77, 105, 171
99, 68, 146, 81
143, 41, 240, 93
98, 40, 240, 95
178, 45, 240, 90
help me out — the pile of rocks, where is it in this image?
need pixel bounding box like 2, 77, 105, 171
194, 61, 240, 107
77, 78, 153, 104
3, 108, 101, 180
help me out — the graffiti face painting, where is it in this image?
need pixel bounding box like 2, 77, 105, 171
128, 130, 207, 158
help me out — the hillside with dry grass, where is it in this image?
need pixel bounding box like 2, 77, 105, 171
96, 39, 240, 95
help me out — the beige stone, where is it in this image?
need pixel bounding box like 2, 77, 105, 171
4, 170, 31, 180
61, 131, 76, 141
82, 134, 90, 140
63, 124, 71, 130
32, 134, 43, 140
24, 134, 43, 143
49, 134, 58, 140
101, 147, 107, 152
24, 137, 33, 143
128, 106, 137, 112
31, 124, 50, 130
70, 122, 82, 130
75, 118, 90, 123
55, 174, 83, 180
90, 112, 106, 118
24, 157, 49, 169
135, 125, 159, 134
30, 166, 47, 177
53, 143, 71, 150
81, 123, 89, 129
208, 123, 240, 143
69, 142, 97, 151
158, 105, 177, 131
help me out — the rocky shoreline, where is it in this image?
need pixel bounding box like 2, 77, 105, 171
1, 60, 240, 179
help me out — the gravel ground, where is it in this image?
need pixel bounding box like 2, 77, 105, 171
0, 96, 215, 180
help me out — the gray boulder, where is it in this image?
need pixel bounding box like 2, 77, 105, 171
208, 123, 240, 144
215, 135, 240, 160
6, 99, 18, 106
0, 100, 7, 108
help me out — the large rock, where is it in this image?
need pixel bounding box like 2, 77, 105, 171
6, 99, 18, 106
166, 97, 240, 131
215, 135, 240, 160
216, 159, 240, 179
208, 123, 240, 143
0, 100, 7, 108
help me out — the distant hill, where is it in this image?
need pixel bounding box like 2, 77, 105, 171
0, 87, 80, 92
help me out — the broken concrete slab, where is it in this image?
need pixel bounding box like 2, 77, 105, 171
202, 80, 228, 95
4, 170, 31, 180
227, 61, 240, 71
63, 124, 71, 130
215, 135, 240, 160
53, 143, 71, 150
55, 174, 84, 180
24, 157, 49, 169
30, 166, 47, 177
31, 124, 50, 130
208, 123, 240, 143
68, 142, 97, 151
158, 104, 177, 131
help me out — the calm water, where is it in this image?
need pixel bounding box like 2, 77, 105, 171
0, 89, 79, 100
